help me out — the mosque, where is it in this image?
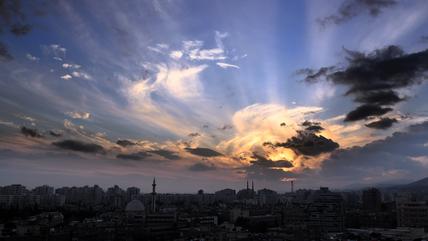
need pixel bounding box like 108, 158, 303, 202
236, 180, 257, 203
124, 178, 157, 223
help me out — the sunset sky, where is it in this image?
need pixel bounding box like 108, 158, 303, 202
1, 0, 428, 193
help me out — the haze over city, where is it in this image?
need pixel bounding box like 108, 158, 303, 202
1, 0, 428, 193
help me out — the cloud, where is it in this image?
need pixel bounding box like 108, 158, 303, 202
216, 62, 240, 69
66, 111, 91, 119
250, 153, 293, 168
188, 162, 217, 172
169, 50, 183, 60
189, 48, 226, 60
218, 124, 233, 131
302, 120, 324, 133
365, 117, 397, 129
320, 121, 428, 186
185, 147, 223, 157
116, 152, 151, 161
147, 149, 180, 160
421, 36, 428, 43
354, 90, 405, 105
318, 0, 397, 27
61, 74, 72, 80
129, 64, 208, 100
182, 32, 228, 61
71, 71, 91, 80
21, 126, 42, 138
52, 140, 105, 153
271, 131, 339, 156
49, 130, 62, 137
148, 43, 169, 53
116, 139, 136, 147
188, 132, 200, 138
345, 104, 392, 122
43, 44, 67, 58
242, 162, 297, 182
26, 53, 39, 61
300, 45, 428, 128
62, 63, 81, 69
183, 40, 203, 51
10, 23, 32, 35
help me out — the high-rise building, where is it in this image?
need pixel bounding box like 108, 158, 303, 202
307, 187, 344, 233
362, 187, 382, 211
214, 188, 236, 203
397, 201, 428, 231
126, 187, 140, 202
32, 185, 54, 196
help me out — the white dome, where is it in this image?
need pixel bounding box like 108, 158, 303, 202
125, 199, 145, 212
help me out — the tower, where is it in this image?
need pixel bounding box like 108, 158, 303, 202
151, 177, 157, 212
291, 180, 294, 193
246, 180, 249, 190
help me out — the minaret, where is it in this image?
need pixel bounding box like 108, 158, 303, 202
291, 180, 294, 193
246, 180, 249, 190
151, 177, 157, 213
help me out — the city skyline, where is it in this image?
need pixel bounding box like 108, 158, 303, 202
2, 0, 428, 193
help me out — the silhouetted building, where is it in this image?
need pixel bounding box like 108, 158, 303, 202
214, 188, 236, 203
126, 186, 140, 202
258, 188, 278, 205
397, 201, 428, 231
363, 187, 382, 211
308, 187, 344, 233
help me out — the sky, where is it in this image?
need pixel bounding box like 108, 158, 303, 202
1, 0, 428, 193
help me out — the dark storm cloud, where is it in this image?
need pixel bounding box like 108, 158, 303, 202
271, 131, 339, 156
242, 156, 299, 181
300, 45, 428, 128
188, 132, 200, 138
345, 104, 392, 121
365, 117, 397, 129
188, 162, 217, 172
301, 120, 324, 133
0, 0, 45, 61
250, 153, 293, 168
52, 140, 105, 153
354, 90, 404, 105
20, 126, 42, 138
116, 139, 136, 147
318, 0, 396, 27
116, 152, 151, 161
320, 121, 428, 183
49, 130, 62, 137
147, 149, 180, 160
184, 147, 223, 157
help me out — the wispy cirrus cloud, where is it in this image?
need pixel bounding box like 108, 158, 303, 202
66, 111, 91, 120
216, 62, 240, 69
